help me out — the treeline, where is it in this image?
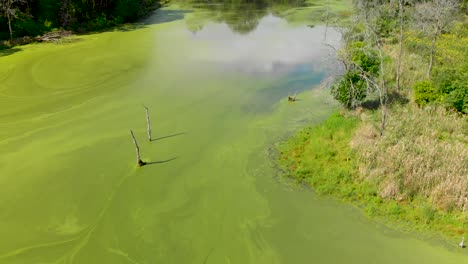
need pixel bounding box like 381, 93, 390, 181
332, 0, 467, 115
0, 0, 161, 41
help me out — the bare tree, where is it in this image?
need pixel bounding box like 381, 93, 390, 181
0, 0, 25, 40
60, 0, 73, 27
357, 0, 389, 134
414, 0, 460, 78
327, 12, 380, 110
130, 130, 146, 167
396, 0, 405, 90
143, 105, 152, 141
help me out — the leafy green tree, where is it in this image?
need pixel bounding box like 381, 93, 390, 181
331, 41, 381, 109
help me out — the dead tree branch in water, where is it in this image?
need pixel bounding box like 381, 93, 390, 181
130, 129, 146, 167
143, 105, 152, 141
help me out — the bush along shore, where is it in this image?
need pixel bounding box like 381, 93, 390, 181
0, 0, 168, 49
280, 0, 467, 245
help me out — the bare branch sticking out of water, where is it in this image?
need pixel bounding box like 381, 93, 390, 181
143, 105, 152, 141
130, 129, 146, 167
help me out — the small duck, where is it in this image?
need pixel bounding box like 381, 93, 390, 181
460, 237, 465, 248
288, 93, 297, 102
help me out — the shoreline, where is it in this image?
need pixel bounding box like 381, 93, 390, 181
0, 1, 170, 51
278, 111, 467, 249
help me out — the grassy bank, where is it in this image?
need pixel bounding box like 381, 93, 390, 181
279, 112, 361, 197
279, 111, 467, 240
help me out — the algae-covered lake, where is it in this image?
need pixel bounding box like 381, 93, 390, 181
0, 1, 466, 263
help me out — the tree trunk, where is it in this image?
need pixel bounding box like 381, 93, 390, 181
130, 130, 145, 167
144, 106, 152, 141
396, 0, 404, 90
380, 105, 386, 136
427, 32, 438, 78
377, 45, 387, 135
7, 12, 13, 41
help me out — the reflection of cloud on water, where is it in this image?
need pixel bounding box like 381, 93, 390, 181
187, 14, 341, 76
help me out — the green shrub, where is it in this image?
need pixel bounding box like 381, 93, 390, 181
331, 42, 381, 109
113, 0, 143, 22
413, 80, 438, 107
433, 66, 468, 114
444, 88, 468, 114
13, 15, 48, 37
349, 41, 380, 74
331, 71, 368, 109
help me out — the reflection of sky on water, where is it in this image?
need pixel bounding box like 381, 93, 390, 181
187, 14, 341, 77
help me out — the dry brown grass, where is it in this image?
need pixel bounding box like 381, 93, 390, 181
352, 105, 468, 212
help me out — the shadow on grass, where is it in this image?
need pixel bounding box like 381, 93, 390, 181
0, 47, 22, 57
362, 91, 410, 110
151, 132, 186, 142
146, 157, 177, 165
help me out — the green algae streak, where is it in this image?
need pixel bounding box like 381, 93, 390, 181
0, 2, 466, 263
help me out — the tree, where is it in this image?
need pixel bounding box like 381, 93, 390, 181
395, 0, 405, 90
0, 0, 26, 40
331, 41, 381, 109
356, 0, 391, 134
414, 0, 460, 78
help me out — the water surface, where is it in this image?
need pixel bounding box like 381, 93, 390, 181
0, 1, 466, 263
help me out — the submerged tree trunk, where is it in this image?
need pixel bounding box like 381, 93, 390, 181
396, 0, 404, 90
130, 129, 145, 167
144, 106, 152, 141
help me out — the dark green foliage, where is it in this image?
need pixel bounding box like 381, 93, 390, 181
13, 12, 47, 37
113, 0, 143, 22
413, 67, 467, 113
0, 0, 160, 40
0, 17, 8, 39
331, 71, 367, 109
444, 88, 468, 114
36, 0, 61, 28
349, 41, 380, 74
433, 68, 468, 113
413, 80, 438, 106
331, 41, 381, 109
